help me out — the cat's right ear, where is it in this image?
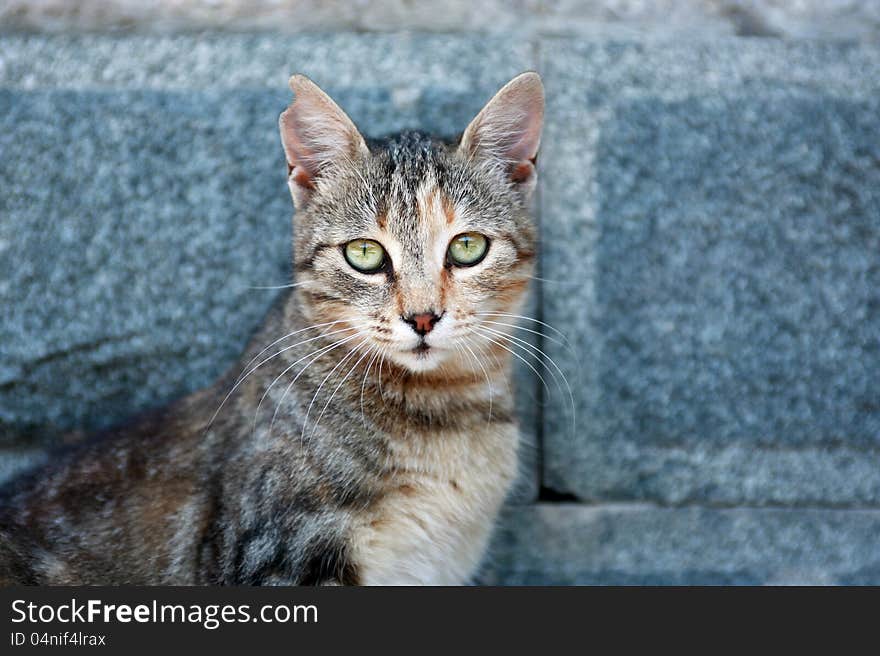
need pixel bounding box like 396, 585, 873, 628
459, 72, 544, 198
279, 75, 369, 208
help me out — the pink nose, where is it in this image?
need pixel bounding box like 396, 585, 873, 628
405, 312, 440, 336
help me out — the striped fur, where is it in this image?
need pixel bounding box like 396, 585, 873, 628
0, 73, 544, 585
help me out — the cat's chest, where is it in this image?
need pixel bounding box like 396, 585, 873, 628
349, 423, 518, 585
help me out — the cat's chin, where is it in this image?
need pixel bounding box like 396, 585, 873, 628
390, 347, 448, 374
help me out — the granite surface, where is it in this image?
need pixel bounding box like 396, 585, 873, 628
2, 34, 879, 583
480, 503, 880, 585
538, 40, 880, 506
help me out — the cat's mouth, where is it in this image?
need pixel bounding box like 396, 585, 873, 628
386, 328, 454, 371
390, 338, 446, 372
412, 341, 431, 355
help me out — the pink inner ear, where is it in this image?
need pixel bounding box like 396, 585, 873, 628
280, 109, 321, 184
510, 161, 535, 184
290, 165, 315, 190
461, 76, 544, 173
280, 78, 367, 189
504, 105, 543, 164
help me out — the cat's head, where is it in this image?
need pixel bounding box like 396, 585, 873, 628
279, 73, 543, 374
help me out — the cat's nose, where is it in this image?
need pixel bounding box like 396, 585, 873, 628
404, 311, 441, 336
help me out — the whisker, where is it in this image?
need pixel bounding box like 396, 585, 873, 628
479, 319, 571, 351
377, 349, 386, 400
479, 324, 576, 434
480, 325, 566, 387
205, 323, 355, 431
525, 274, 580, 286
235, 319, 350, 385
299, 338, 369, 444
360, 347, 381, 430
476, 312, 572, 347
470, 327, 553, 404
313, 342, 374, 439
460, 340, 493, 427
475, 332, 505, 374
246, 280, 316, 291
256, 331, 362, 439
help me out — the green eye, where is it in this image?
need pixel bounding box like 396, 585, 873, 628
344, 239, 386, 273
448, 232, 488, 266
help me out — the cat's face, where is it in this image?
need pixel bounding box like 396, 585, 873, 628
280, 74, 543, 374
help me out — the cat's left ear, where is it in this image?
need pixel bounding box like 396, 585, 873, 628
459, 71, 544, 198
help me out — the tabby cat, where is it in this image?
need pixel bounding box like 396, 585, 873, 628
0, 72, 544, 585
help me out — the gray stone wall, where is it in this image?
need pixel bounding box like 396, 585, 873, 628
0, 33, 878, 584
2, 1, 879, 41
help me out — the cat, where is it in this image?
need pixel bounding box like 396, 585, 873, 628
0, 71, 544, 585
